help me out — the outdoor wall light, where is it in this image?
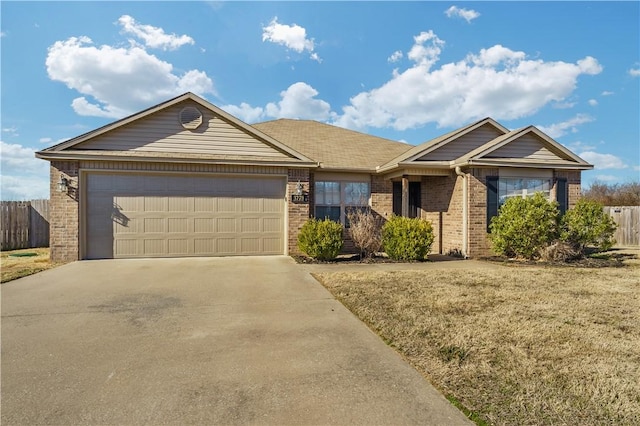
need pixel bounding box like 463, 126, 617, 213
57, 176, 69, 193
295, 180, 303, 196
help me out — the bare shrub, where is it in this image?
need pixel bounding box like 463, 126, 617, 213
346, 208, 383, 258
539, 240, 580, 262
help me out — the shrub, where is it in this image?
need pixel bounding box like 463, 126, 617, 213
381, 216, 434, 261
297, 218, 343, 260
346, 208, 383, 258
489, 192, 559, 259
561, 198, 617, 252
538, 240, 580, 262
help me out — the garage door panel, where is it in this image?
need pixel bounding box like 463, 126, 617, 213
86, 173, 285, 259
144, 218, 167, 233
168, 239, 190, 255
194, 218, 215, 233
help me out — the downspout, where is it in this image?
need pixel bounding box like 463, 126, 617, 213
455, 166, 468, 258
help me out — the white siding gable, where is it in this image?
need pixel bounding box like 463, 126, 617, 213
74, 101, 292, 159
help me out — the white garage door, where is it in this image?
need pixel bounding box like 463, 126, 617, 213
85, 173, 285, 259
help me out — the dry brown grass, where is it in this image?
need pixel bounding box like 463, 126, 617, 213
1, 248, 59, 283
315, 262, 640, 425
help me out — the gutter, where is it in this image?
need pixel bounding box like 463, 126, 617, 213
455, 166, 468, 258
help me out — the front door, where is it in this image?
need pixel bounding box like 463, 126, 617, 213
392, 181, 421, 218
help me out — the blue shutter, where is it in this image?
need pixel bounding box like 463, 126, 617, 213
486, 176, 499, 233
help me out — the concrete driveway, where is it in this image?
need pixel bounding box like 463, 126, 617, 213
1, 257, 470, 425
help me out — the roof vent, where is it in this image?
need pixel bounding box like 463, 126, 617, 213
179, 107, 203, 130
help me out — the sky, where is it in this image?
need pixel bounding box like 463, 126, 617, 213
1, 1, 639, 200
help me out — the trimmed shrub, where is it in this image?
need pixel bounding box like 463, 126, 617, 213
381, 216, 434, 261
489, 192, 559, 259
561, 198, 617, 252
347, 208, 383, 258
297, 218, 343, 260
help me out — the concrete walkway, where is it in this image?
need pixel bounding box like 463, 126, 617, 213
1, 256, 471, 425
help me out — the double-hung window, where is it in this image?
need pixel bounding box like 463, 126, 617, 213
315, 181, 370, 226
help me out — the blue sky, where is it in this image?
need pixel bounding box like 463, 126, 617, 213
1, 1, 639, 200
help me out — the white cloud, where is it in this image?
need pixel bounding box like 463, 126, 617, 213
407, 31, 444, 68
222, 82, 335, 123
2, 126, 19, 136
262, 17, 320, 62
552, 101, 576, 109
444, 6, 480, 23
0, 141, 50, 200
118, 15, 194, 51
39, 137, 52, 144
335, 31, 603, 130
221, 102, 265, 123
588, 99, 598, 106
538, 114, 594, 138
629, 67, 640, 77
388, 50, 403, 63
568, 141, 596, 152
265, 82, 336, 121
0, 31, 6, 38
579, 151, 628, 170
46, 36, 215, 119
601, 91, 614, 96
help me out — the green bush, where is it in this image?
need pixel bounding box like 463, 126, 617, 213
489, 192, 559, 259
297, 218, 343, 260
381, 216, 434, 261
561, 198, 617, 252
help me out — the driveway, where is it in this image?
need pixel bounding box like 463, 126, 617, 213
1, 257, 470, 425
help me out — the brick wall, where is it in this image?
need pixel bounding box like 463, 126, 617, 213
467, 168, 499, 258
287, 169, 310, 255
554, 170, 582, 208
371, 175, 393, 219
420, 174, 461, 255
49, 161, 80, 263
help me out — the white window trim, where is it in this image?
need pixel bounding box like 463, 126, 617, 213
315, 180, 371, 226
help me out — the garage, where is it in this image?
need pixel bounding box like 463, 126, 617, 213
84, 173, 286, 259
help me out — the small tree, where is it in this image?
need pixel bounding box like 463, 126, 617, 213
489, 192, 559, 259
561, 198, 617, 252
381, 216, 434, 261
297, 218, 343, 260
346, 208, 383, 258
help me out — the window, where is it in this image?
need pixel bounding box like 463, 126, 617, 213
486, 176, 555, 232
315, 181, 370, 226
498, 178, 551, 206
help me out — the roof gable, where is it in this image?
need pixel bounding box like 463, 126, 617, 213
39, 93, 314, 164
378, 117, 508, 171
454, 126, 592, 168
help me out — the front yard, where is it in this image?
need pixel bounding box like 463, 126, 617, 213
0, 248, 58, 283
314, 257, 639, 425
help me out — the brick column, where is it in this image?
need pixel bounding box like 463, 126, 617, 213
49, 161, 80, 263
467, 167, 499, 258
287, 169, 310, 255
554, 170, 582, 208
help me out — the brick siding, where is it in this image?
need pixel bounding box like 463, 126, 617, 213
287, 169, 310, 255
49, 161, 80, 263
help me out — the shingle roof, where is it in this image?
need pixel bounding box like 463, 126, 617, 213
252, 119, 412, 171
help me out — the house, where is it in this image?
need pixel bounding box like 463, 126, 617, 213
36, 92, 592, 262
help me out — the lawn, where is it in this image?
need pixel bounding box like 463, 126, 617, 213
314, 259, 640, 425
1, 248, 58, 283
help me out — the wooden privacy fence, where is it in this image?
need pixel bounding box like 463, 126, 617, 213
0, 200, 50, 250
604, 206, 639, 247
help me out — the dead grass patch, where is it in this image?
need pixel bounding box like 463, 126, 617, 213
315, 264, 640, 425
1, 248, 59, 283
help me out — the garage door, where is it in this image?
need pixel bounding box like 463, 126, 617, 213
85, 173, 285, 259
